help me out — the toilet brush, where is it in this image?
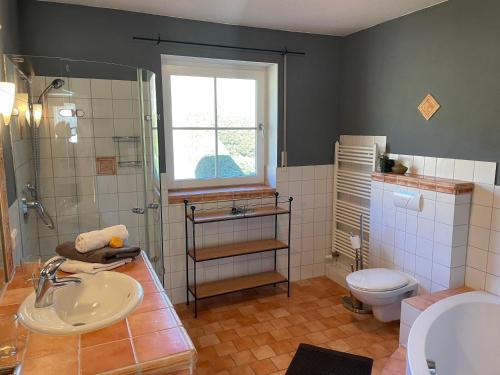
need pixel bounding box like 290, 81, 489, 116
342, 215, 372, 314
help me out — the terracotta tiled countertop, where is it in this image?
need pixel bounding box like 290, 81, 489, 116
372, 172, 474, 195
0, 252, 196, 375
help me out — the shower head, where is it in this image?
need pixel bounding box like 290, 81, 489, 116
51, 79, 65, 89
37, 79, 66, 103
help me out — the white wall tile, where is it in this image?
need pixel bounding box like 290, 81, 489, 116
470, 204, 492, 229
435, 158, 455, 179
473, 184, 494, 206
466, 246, 488, 271
485, 274, 500, 296
90, 79, 112, 98
453, 159, 474, 181
473, 161, 497, 185
465, 266, 486, 289
469, 225, 490, 250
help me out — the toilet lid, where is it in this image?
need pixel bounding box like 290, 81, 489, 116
346, 268, 409, 292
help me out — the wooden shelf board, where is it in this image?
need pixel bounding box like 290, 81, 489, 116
192, 271, 287, 299
187, 205, 289, 223
188, 239, 288, 262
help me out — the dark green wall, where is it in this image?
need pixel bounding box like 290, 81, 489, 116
1, 0, 20, 206
339, 0, 500, 183
18, 0, 342, 172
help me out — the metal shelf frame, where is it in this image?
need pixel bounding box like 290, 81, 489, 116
184, 192, 293, 317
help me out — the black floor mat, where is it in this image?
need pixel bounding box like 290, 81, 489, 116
286, 343, 373, 375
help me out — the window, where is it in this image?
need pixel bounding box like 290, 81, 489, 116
163, 57, 267, 188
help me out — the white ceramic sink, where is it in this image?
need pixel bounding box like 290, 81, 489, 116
17, 271, 143, 335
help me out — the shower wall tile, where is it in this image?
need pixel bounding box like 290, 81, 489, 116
90, 79, 112, 99
10, 77, 147, 258
93, 119, 115, 137
69, 78, 91, 98
92, 99, 114, 118
112, 80, 133, 99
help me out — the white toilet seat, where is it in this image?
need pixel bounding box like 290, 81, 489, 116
345, 268, 418, 322
347, 268, 409, 292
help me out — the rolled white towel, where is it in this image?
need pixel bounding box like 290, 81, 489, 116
60, 258, 131, 274
75, 225, 129, 253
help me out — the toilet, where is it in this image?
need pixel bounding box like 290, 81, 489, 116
346, 268, 418, 322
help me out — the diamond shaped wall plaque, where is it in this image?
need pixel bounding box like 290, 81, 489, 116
418, 94, 440, 120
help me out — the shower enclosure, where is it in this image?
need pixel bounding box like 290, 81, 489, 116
3, 55, 164, 280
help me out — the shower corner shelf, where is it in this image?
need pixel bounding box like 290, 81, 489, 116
184, 192, 293, 318
112, 136, 142, 167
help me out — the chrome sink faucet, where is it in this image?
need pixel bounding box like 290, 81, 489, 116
34, 258, 81, 308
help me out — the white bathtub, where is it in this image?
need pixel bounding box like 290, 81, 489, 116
407, 291, 500, 375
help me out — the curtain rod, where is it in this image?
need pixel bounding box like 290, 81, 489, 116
132, 35, 306, 56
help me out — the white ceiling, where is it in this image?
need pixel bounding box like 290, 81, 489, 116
40, 0, 447, 36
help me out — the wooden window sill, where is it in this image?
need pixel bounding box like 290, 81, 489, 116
168, 184, 276, 204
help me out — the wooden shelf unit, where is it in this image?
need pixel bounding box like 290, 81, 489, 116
188, 239, 289, 262
186, 206, 290, 224
184, 192, 293, 317
189, 271, 288, 299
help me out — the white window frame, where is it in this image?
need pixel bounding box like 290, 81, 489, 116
162, 57, 267, 189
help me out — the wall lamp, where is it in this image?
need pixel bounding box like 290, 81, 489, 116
0, 82, 16, 126
25, 103, 43, 128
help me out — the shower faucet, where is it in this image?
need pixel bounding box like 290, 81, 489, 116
22, 185, 55, 229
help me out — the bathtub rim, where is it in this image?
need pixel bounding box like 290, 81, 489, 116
406, 291, 500, 375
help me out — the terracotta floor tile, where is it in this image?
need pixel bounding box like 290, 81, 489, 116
250, 358, 278, 375
174, 277, 400, 375
326, 339, 351, 352
269, 317, 292, 329
270, 353, 293, 370
231, 349, 257, 366
305, 331, 330, 345
253, 321, 275, 333
251, 345, 276, 360
216, 329, 240, 342
80, 339, 135, 375
236, 325, 258, 337
252, 332, 276, 346
270, 308, 290, 318
210, 355, 236, 372
204, 321, 225, 334
198, 333, 221, 348
220, 318, 241, 330
287, 314, 307, 325
214, 341, 238, 357
233, 336, 257, 351
269, 327, 292, 341
229, 365, 256, 375
268, 340, 294, 355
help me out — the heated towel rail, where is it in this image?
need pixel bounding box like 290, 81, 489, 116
332, 142, 377, 266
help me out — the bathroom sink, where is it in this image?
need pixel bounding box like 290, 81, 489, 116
17, 271, 143, 335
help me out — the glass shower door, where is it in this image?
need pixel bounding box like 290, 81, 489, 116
5, 55, 164, 282
138, 69, 164, 281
